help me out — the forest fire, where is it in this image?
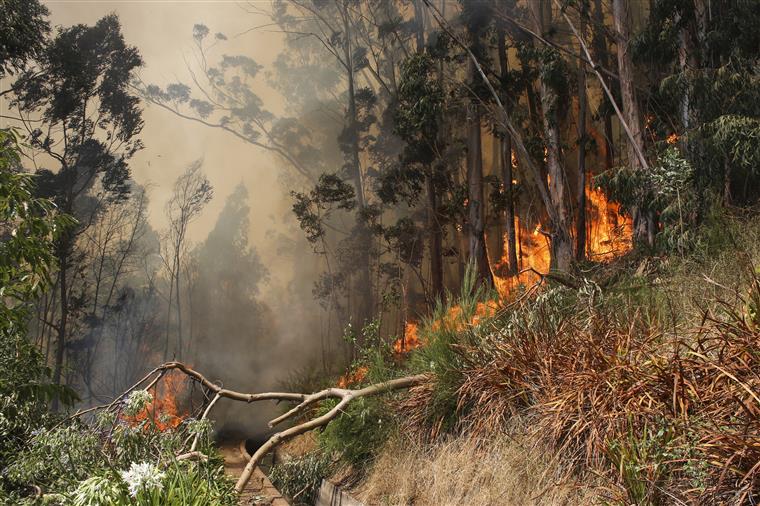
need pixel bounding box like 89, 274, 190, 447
585, 187, 633, 261
392, 301, 499, 356
492, 185, 632, 299
393, 321, 421, 354
337, 366, 369, 388
389, 187, 631, 356
122, 370, 189, 431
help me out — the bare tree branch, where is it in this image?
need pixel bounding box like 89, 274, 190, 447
68, 361, 426, 493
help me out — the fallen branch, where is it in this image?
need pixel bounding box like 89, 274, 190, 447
176, 451, 209, 462
235, 374, 426, 492
69, 362, 426, 492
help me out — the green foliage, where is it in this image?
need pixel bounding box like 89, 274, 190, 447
318, 395, 397, 470
606, 421, 674, 506
597, 147, 697, 252
269, 452, 333, 505
12, 13, 144, 205
0, 0, 50, 77
316, 319, 399, 470
394, 53, 443, 145
709, 114, 760, 176
291, 173, 356, 244
2, 416, 236, 505
0, 129, 78, 483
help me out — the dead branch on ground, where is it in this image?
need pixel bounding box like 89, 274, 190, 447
70, 361, 426, 493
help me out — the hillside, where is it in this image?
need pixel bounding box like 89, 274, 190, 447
268, 216, 760, 505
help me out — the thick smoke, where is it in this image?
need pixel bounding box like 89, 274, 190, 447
35, 2, 336, 436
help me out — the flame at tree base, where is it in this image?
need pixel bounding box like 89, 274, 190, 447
342, 187, 632, 379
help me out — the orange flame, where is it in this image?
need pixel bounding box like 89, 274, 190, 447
492, 186, 632, 299
393, 322, 421, 354
122, 370, 189, 431
388, 186, 631, 357
585, 187, 633, 261
392, 301, 498, 355
337, 366, 368, 388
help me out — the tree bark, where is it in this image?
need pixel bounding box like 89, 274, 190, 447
576, 6, 588, 261
592, 0, 615, 171
414, 0, 444, 301
612, 0, 654, 247
342, 3, 374, 326
531, 0, 573, 272
51, 246, 69, 411
466, 99, 494, 287
497, 25, 518, 276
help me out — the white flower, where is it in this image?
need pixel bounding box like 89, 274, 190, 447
120, 462, 165, 498
124, 390, 152, 417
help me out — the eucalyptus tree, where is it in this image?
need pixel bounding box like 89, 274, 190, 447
391, 52, 446, 300
161, 161, 213, 361
527, 0, 573, 271
611, 0, 653, 247
138, 23, 316, 184
0, 0, 49, 81
9, 15, 144, 401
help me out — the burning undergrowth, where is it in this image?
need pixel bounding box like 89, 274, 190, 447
396, 268, 760, 505
388, 185, 632, 360
121, 369, 192, 431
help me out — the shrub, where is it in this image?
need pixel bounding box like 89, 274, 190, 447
269, 451, 333, 505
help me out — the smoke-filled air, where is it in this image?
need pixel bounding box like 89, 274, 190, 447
1, 1, 760, 505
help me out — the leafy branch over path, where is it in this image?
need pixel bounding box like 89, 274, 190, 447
72, 361, 426, 493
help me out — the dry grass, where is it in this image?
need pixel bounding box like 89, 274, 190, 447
352, 432, 599, 506
396, 262, 760, 504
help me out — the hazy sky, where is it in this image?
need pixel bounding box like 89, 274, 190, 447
41, 1, 291, 246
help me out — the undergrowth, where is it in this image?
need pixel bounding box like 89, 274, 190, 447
288, 216, 760, 505
269, 451, 333, 505
1, 400, 237, 505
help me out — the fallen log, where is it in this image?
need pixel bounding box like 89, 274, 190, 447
71, 361, 427, 493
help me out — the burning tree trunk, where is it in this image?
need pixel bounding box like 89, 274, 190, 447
496, 24, 519, 276
592, 0, 615, 171
576, 6, 588, 262
423, 0, 568, 275
465, 18, 494, 288
530, 0, 573, 272
466, 99, 494, 288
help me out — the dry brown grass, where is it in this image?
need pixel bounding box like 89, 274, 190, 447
395, 264, 760, 504
352, 432, 599, 506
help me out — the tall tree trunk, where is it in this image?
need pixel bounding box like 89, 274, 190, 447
531, 0, 574, 271
426, 174, 444, 298
51, 241, 70, 411
342, 4, 373, 326
164, 256, 175, 361
612, 0, 654, 246
592, 0, 614, 171
576, 6, 588, 261
497, 25, 519, 275
466, 98, 494, 286
175, 255, 182, 360
414, 0, 444, 301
